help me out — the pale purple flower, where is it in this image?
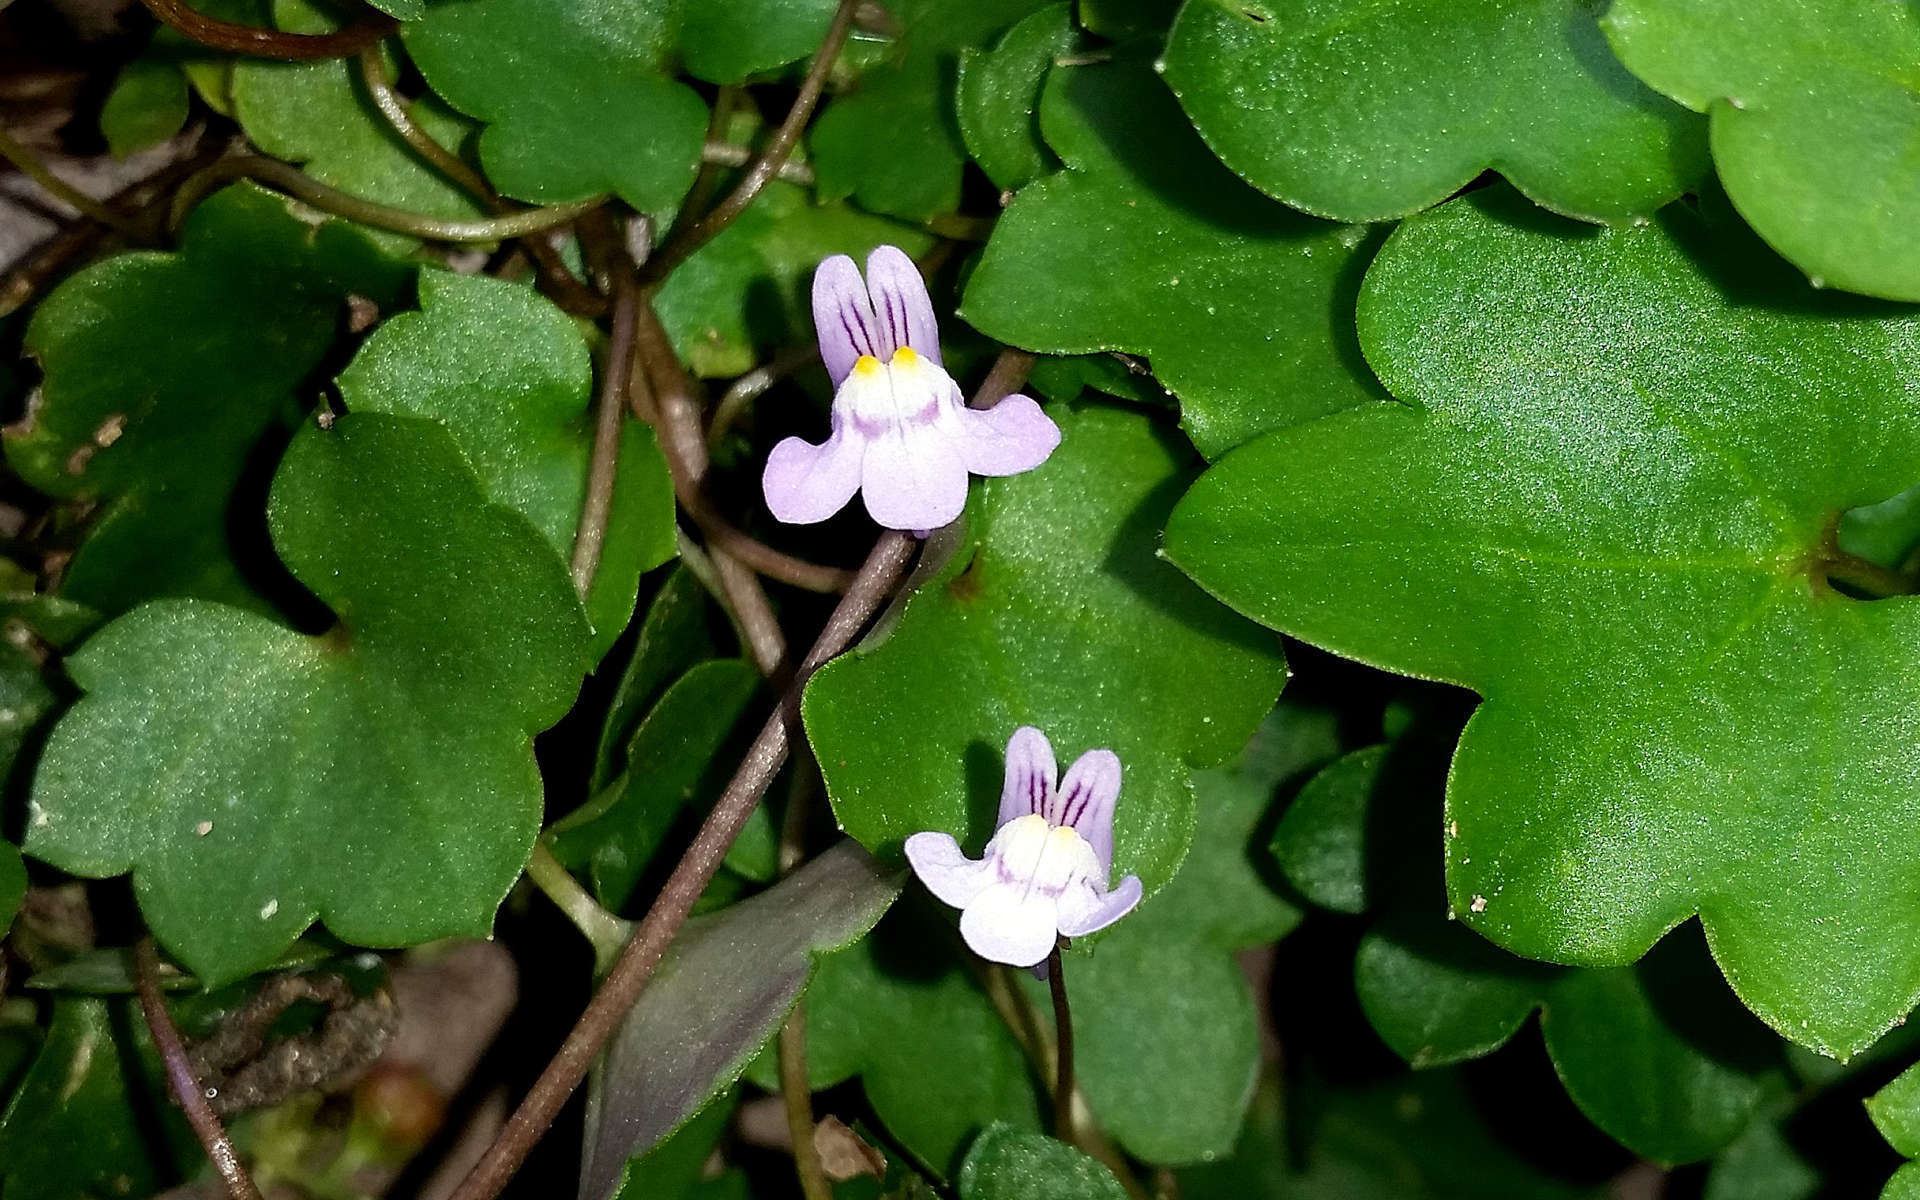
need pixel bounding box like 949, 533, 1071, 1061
905, 727, 1143, 968
762, 246, 1060, 532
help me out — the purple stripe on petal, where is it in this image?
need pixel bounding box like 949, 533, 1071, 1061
864, 245, 942, 365
812, 254, 880, 387
1057, 749, 1122, 878
999, 726, 1058, 829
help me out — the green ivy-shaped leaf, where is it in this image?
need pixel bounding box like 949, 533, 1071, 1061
654, 181, 932, 378
591, 566, 727, 791
961, 50, 1385, 460
11, 183, 409, 615
335, 270, 677, 656
1357, 916, 1778, 1164
1180, 1070, 1603, 1199
954, 4, 1077, 193
1604, 0, 1920, 302
100, 50, 190, 158
1160, 0, 1707, 225
25, 414, 590, 985
548, 658, 762, 913
805, 404, 1287, 899
401, 0, 706, 214
0, 998, 179, 1199
1871, 1064, 1920, 1198
1167, 186, 1920, 1058
752, 902, 1043, 1175
959, 1126, 1127, 1200
810, 0, 1054, 220
231, 0, 480, 223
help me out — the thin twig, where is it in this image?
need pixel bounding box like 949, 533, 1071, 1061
701, 140, 817, 187
640, 0, 858, 283
135, 939, 263, 1200
525, 843, 631, 976
779, 1004, 833, 1200
633, 301, 855, 597
1047, 946, 1074, 1141
169, 155, 604, 242
137, 0, 397, 60
447, 532, 918, 1200
708, 343, 822, 450
356, 48, 494, 201
0, 138, 219, 318
572, 273, 638, 596
0, 125, 148, 238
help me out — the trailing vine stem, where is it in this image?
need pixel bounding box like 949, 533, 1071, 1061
0, 125, 149, 239
167, 155, 605, 243
570, 271, 638, 597
137, 0, 396, 60
639, 0, 860, 284
632, 304, 857, 597
355, 48, 495, 203
446, 530, 920, 1200
134, 939, 264, 1200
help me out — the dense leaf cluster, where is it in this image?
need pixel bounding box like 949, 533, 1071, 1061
3, 0, 1919, 1196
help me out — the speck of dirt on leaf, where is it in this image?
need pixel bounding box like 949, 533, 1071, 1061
194, 821, 212, 837
260, 898, 279, 920
1469, 894, 1487, 913
92, 414, 125, 448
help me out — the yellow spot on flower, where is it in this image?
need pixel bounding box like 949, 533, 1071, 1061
893, 346, 920, 366
853, 354, 883, 376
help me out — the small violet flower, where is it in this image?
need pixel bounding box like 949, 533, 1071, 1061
905, 727, 1144, 968
762, 246, 1061, 532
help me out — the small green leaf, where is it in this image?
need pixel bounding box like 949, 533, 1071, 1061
1891, 1165, 1920, 1200
0, 842, 24, 939
672, 0, 839, 84
955, 4, 1077, 193
1180, 1070, 1604, 1198
1604, 0, 1920, 301
549, 659, 763, 912
0, 998, 177, 1200
805, 404, 1287, 900
1358, 917, 1778, 1164
959, 1125, 1127, 1200
336, 270, 677, 656
231, 0, 480, 225
12, 183, 409, 615
584, 841, 902, 1200
26, 414, 591, 985
1702, 1116, 1821, 1200
811, 0, 1055, 220
654, 181, 932, 378
1167, 187, 1920, 1057
961, 52, 1385, 460
608, 1092, 737, 1200
1841, 483, 1920, 573
100, 52, 190, 158
1870, 1063, 1920, 1159
750, 903, 1042, 1176
402, 0, 707, 215
1268, 745, 1385, 916
1161, 0, 1707, 225
592, 566, 726, 791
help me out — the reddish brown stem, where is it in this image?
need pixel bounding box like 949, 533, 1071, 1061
571, 274, 638, 596
639, 0, 858, 283
135, 939, 263, 1200
138, 0, 396, 59
446, 532, 917, 1200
